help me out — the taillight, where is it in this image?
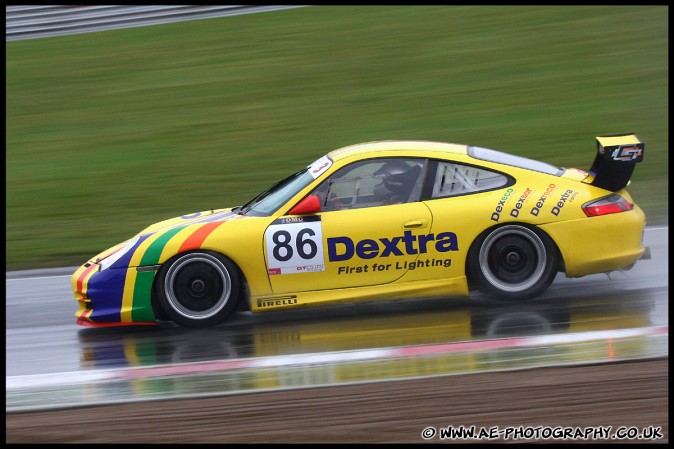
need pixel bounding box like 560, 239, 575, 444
582, 193, 633, 217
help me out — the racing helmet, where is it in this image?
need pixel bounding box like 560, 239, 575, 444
374, 160, 417, 193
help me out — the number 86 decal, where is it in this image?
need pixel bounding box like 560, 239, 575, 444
265, 217, 325, 274
272, 228, 318, 261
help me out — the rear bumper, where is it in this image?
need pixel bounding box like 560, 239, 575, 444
640, 246, 652, 260
540, 206, 647, 277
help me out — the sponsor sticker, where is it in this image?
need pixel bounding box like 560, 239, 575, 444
265, 216, 326, 275
551, 189, 576, 216
257, 297, 299, 308
491, 188, 515, 222
530, 184, 556, 217
308, 155, 333, 179
610, 144, 643, 162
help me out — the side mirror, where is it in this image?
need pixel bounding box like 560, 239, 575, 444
288, 195, 321, 215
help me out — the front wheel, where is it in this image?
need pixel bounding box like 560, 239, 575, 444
156, 251, 240, 328
468, 224, 558, 300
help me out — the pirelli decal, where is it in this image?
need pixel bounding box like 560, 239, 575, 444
257, 296, 298, 309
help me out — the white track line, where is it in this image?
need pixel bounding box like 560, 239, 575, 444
6, 325, 668, 390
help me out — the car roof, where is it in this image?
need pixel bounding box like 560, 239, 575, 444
326, 140, 564, 177
327, 140, 468, 161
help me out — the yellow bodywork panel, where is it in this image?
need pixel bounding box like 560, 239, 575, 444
540, 204, 646, 277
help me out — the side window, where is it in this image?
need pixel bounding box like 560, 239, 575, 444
310, 158, 426, 212
432, 161, 508, 198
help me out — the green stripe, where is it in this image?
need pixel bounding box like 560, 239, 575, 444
139, 227, 185, 266
132, 271, 158, 322
132, 227, 185, 322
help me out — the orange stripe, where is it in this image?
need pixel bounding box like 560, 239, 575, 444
178, 222, 224, 253
77, 264, 97, 293
77, 309, 93, 321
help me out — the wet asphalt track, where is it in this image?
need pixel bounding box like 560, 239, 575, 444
5, 226, 668, 410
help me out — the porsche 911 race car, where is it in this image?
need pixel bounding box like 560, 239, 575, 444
72, 133, 650, 328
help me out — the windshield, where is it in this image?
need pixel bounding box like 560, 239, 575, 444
237, 169, 315, 217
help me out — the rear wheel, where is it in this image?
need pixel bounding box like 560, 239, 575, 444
156, 251, 240, 328
468, 224, 558, 300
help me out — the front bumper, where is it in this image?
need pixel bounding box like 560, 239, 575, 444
72, 262, 158, 326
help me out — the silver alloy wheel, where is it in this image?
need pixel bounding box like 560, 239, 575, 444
478, 225, 547, 293
164, 252, 232, 320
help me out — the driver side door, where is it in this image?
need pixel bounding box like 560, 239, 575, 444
264, 157, 433, 294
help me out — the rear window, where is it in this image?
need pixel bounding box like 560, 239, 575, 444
431, 161, 509, 198
468, 146, 564, 176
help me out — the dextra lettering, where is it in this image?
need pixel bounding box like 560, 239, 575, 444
402, 231, 418, 255
356, 239, 379, 259
509, 188, 532, 218
417, 234, 435, 253
327, 231, 459, 262
379, 236, 403, 257
491, 188, 515, 222
328, 237, 354, 261
530, 184, 556, 217
434, 232, 459, 252
551, 190, 574, 216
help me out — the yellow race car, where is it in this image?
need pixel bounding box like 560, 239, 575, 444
72, 134, 649, 328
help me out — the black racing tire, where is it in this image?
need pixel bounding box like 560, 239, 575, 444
468, 224, 558, 301
156, 251, 240, 328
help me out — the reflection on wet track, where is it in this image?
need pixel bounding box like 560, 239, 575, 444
76, 290, 657, 369
5, 227, 668, 411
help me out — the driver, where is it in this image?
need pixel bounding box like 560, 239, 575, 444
372, 160, 418, 205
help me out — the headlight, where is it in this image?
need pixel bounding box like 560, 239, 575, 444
98, 236, 140, 271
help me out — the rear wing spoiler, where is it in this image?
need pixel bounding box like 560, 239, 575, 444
588, 133, 644, 192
